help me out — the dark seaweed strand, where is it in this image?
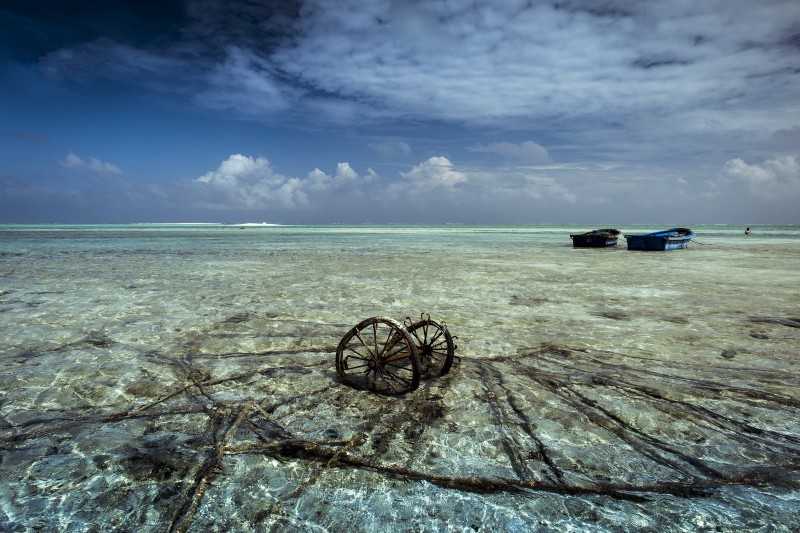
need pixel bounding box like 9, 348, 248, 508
504, 345, 800, 481
169, 404, 254, 533
531, 351, 800, 445
224, 436, 800, 502
544, 351, 800, 410
487, 366, 566, 484
478, 365, 538, 482
513, 357, 727, 479
6, 334, 800, 532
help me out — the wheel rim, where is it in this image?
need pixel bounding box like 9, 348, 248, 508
336, 317, 420, 395
406, 318, 455, 378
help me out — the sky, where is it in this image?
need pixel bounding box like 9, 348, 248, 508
1, 0, 799, 224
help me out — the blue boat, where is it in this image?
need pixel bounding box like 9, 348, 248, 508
625, 228, 694, 251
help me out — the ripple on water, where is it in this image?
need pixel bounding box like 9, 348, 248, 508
1, 224, 799, 531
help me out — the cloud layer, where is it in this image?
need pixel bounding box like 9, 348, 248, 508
191, 153, 571, 215
61, 152, 122, 175
38, 1, 800, 132
722, 155, 800, 199
196, 154, 306, 209
470, 142, 550, 164
4, 1, 800, 223
399, 157, 466, 192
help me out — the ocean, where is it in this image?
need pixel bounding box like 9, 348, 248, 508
1, 224, 799, 531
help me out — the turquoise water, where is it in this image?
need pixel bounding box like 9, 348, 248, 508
1, 224, 799, 531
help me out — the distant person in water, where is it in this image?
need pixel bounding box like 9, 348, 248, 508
745, 227, 752, 236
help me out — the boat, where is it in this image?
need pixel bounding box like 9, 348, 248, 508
625, 228, 694, 251
570, 228, 621, 248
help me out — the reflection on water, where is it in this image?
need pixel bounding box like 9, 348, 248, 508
1, 224, 799, 531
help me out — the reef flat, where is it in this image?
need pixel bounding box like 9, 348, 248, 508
1, 224, 799, 531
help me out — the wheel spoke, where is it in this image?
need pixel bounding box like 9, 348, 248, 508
353, 330, 373, 358
381, 337, 402, 359
430, 338, 449, 350
383, 341, 408, 356
338, 317, 423, 394
428, 328, 444, 345
383, 338, 410, 357
380, 325, 394, 358
385, 361, 414, 374
380, 370, 399, 393
428, 351, 445, 361
383, 349, 411, 363
383, 368, 411, 385
409, 327, 424, 346
346, 359, 371, 370
345, 342, 368, 354
344, 346, 370, 360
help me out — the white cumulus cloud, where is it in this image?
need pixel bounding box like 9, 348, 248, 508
400, 156, 467, 191
60, 152, 122, 175
193, 153, 595, 216
306, 161, 375, 192
195, 154, 307, 209
722, 155, 800, 199
195, 155, 384, 210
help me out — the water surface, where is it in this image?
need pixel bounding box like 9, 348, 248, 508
1, 224, 799, 531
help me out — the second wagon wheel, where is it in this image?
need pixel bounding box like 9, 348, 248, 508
405, 315, 455, 378
336, 316, 421, 395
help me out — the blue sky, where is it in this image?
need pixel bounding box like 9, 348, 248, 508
1, 0, 799, 224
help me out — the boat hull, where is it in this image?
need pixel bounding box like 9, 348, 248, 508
625, 235, 692, 251
570, 228, 621, 248
571, 235, 618, 247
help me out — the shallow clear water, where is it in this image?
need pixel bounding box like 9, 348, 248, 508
1, 224, 799, 531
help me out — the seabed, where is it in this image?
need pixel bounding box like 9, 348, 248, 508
1, 225, 799, 531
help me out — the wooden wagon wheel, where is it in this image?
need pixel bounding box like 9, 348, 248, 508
336, 317, 420, 395
404, 315, 455, 378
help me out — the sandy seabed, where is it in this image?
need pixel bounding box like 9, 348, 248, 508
1, 224, 799, 532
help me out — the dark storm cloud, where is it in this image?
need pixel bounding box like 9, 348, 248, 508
0, 1, 186, 61
182, 0, 302, 52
